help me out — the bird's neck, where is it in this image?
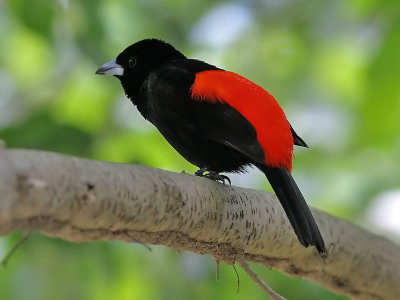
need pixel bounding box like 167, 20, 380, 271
125, 84, 149, 120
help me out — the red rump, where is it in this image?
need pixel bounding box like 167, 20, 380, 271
191, 70, 294, 171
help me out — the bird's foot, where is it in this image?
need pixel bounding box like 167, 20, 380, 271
203, 172, 231, 185
194, 168, 231, 186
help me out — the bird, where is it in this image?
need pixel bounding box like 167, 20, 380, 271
96, 38, 326, 254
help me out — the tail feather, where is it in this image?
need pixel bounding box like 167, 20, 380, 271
260, 166, 326, 254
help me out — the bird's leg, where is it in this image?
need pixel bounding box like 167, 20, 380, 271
194, 167, 231, 185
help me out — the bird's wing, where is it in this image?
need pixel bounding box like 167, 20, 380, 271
150, 61, 301, 169
191, 69, 294, 170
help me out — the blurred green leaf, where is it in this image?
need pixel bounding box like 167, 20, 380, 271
0, 111, 92, 156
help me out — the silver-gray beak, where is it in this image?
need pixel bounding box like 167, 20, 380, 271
95, 60, 124, 76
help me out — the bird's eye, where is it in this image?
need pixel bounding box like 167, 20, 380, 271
128, 57, 137, 68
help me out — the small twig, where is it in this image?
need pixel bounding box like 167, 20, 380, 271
1, 232, 31, 268
232, 264, 240, 293
135, 241, 152, 251
126, 233, 152, 251
216, 260, 220, 281
237, 259, 287, 300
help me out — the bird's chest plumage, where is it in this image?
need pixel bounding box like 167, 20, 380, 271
142, 82, 206, 165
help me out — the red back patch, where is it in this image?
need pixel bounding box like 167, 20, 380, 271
191, 70, 294, 170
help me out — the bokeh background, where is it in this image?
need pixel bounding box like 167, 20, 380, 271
1, 0, 399, 299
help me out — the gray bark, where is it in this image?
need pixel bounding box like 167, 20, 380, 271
0, 149, 399, 299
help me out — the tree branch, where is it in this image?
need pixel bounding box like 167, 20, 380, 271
0, 149, 399, 299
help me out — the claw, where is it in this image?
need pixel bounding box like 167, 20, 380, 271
204, 173, 231, 186
194, 168, 231, 186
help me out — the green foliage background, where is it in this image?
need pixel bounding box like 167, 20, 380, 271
1, 0, 399, 299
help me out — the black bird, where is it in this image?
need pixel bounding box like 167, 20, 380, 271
96, 38, 326, 254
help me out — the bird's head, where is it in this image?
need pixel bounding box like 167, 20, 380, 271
96, 39, 186, 97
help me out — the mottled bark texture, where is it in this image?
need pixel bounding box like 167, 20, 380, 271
0, 149, 399, 299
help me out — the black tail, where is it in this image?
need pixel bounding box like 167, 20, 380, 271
260, 166, 326, 254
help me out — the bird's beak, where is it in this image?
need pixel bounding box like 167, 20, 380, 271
95, 60, 124, 76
